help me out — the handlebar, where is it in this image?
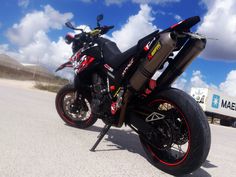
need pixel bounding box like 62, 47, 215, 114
93, 25, 114, 35
65, 22, 115, 50
65, 21, 84, 32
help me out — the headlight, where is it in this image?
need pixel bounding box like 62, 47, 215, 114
65, 33, 74, 44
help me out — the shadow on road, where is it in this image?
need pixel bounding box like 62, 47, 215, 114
178, 167, 212, 177
202, 160, 218, 168
86, 125, 147, 158
70, 124, 217, 177
178, 160, 217, 177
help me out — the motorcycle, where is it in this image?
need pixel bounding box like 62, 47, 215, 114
55, 14, 211, 176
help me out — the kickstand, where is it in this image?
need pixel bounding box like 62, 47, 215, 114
90, 124, 112, 152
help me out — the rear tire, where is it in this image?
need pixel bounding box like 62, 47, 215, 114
55, 84, 97, 129
140, 88, 211, 176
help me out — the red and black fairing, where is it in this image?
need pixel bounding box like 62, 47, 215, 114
55, 45, 101, 74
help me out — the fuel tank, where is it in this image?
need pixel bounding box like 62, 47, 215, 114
129, 32, 177, 91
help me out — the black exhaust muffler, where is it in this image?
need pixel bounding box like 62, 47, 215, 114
156, 38, 206, 89
129, 32, 177, 91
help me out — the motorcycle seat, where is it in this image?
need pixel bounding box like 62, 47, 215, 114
98, 30, 160, 69
97, 38, 137, 69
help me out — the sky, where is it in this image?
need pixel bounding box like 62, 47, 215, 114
0, 0, 236, 96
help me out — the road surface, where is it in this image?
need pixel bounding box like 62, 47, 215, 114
0, 79, 235, 177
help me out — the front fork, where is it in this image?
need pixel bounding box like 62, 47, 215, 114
70, 74, 89, 113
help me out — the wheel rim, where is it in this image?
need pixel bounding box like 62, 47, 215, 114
59, 91, 92, 124
143, 99, 191, 166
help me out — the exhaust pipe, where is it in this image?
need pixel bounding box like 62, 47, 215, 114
156, 38, 206, 89
129, 32, 177, 91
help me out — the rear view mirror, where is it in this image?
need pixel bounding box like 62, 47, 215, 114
65, 21, 76, 30
97, 14, 103, 22
96, 14, 103, 27
65, 22, 83, 32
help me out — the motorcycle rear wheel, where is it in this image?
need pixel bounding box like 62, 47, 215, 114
55, 84, 97, 129
140, 88, 211, 176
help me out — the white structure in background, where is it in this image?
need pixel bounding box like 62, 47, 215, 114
191, 87, 236, 127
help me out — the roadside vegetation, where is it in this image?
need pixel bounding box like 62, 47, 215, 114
34, 77, 69, 93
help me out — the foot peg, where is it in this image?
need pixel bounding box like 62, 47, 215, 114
90, 124, 112, 152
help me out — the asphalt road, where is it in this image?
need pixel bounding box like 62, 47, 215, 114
0, 80, 236, 177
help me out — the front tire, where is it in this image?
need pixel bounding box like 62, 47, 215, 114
55, 84, 97, 129
140, 88, 211, 176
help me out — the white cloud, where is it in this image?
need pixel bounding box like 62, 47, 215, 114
198, 0, 236, 60
80, 0, 97, 2
190, 70, 209, 88
105, 0, 180, 5
174, 14, 182, 21
105, 0, 126, 6
108, 4, 157, 51
17, 31, 71, 67
172, 77, 187, 90
172, 69, 236, 98
132, 0, 180, 5
18, 0, 30, 8
200, 0, 216, 8
172, 70, 210, 92
4, 30, 72, 78
7, 5, 73, 47
219, 70, 236, 97
0, 44, 9, 54
3, 5, 73, 78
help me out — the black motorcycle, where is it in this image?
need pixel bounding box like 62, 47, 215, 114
55, 14, 211, 176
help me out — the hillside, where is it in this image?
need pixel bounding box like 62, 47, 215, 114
0, 54, 55, 81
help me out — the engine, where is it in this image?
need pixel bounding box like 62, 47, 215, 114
91, 74, 112, 120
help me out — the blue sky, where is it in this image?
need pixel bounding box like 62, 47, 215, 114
0, 0, 236, 95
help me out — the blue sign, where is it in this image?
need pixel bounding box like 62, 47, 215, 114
212, 94, 220, 109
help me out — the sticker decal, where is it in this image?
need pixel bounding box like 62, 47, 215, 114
122, 58, 134, 77
104, 64, 114, 72
107, 72, 115, 79
212, 94, 220, 109
145, 112, 165, 122
144, 37, 156, 51
148, 42, 161, 60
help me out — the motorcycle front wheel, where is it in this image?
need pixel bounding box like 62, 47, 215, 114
140, 88, 211, 176
55, 84, 97, 129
